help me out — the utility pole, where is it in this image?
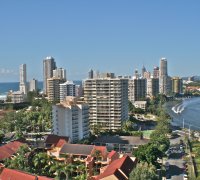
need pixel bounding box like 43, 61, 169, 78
183, 118, 185, 129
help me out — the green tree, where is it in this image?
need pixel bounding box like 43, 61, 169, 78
4, 145, 30, 172
129, 162, 158, 180
0, 131, 5, 143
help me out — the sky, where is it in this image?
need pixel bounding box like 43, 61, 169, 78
0, 0, 200, 82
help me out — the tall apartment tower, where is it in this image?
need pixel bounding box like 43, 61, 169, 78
29, 79, 38, 92
19, 64, 27, 94
43, 56, 56, 94
129, 78, 146, 103
52, 96, 90, 142
146, 78, 159, 98
172, 77, 183, 94
153, 66, 159, 79
84, 74, 128, 131
59, 81, 76, 102
53, 68, 66, 81
159, 58, 171, 95
47, 78, 65, 102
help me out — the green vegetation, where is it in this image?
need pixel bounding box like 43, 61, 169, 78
129, 162, 158, 180
0, 98, 52, 139
133, 108, 170, 167
0, 130, 5, 143
5, 146, 88, 179
129, 101, 145, 114
147, 94, 170, 117
190, 140, 200, 178
4, 145, 31, 172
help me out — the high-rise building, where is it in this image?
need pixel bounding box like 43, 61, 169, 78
59, 81, 76, 102
159, 58, 171, 95
129, 78, 146, 103
29, 79, 38, 92
75, 84, 83, 97
84, 74, 128, 131
43, 56, 56, 94
88, 69, 94, 79
146, 78, 159, 97
52, 96, 90, 142
53, 68, 66, 81
144, 71, 151, 79
19, 64, 27, 94
141, 65, 146, 78
47, 78, 65, 102
153, 66, 159, 79
160, 58, 168, 76
172, 77, 183, 94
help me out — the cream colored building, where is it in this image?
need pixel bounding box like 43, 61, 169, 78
52, 96, 90, 142
172, 77, 183, 94
47, 78, 64, 102
84, 74, 128, 131
146, 78, 159, 97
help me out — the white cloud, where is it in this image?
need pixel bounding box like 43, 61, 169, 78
0, 68, 17, 76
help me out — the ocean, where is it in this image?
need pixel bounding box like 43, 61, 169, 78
165, 97, 200, 131
0, 80, 82, 100
0, 82, 43, 95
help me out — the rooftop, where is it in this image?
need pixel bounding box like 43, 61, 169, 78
0, 168, 53, 180
0, 140, 26, 161
44, 134, 69, 148
60, 144, 94, 156
94, 136, 149, 146
95, 155, 135, 180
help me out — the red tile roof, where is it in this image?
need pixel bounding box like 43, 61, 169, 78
45, 134, 69, 148
0, 168, 36, 180
0, 141, 25, 161
95, 155, 135, 180
0, 168, 53, 180
107, 150, 118, 159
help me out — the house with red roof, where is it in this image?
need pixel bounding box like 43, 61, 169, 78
45, 134, 70, 158
0, 166, 53, 180
93, 155, 137, 180
0, 140, 26, 162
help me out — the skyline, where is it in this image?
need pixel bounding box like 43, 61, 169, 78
1, 1, 200, 82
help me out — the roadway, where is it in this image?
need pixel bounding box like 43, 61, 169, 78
165, 133, 186, 180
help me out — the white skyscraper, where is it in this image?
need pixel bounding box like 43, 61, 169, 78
53, 68, 66, 81
19, 64, 27, 94
159, 58, 171, 95
52, 96, 90, 142
59, 81, 76, 102
29, 79, 38, 92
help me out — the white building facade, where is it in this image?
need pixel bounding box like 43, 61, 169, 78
52, 97, 89, 142
19, 64, 27, 95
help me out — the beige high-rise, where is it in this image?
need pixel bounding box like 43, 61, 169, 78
43, 56, 56, 94
47, 78, 65, 102
84, 74, 128, 131
172, 77, 183, 94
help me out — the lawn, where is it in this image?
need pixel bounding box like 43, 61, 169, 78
142, 130, 154, 139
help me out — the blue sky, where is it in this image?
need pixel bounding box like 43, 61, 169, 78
0, 1, 200, 82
